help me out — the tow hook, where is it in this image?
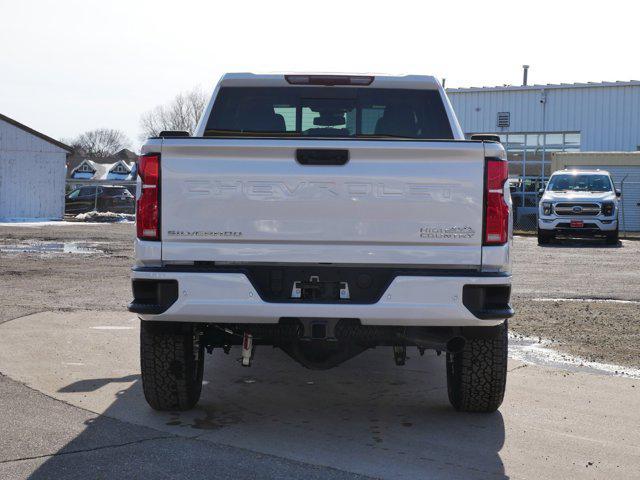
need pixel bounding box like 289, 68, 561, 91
393, 345, 407, 366
241, 332, 253, 367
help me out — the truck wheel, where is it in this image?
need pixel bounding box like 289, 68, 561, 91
140, 321, 204, 411
446, 321, 508, 413
605, 228, 619, 245
537, 229, 553, 245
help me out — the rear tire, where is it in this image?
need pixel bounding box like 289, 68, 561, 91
446, 321, 508, 413
537, 229, 553, 245
140, 321, 204, 411
605, 228, 619, 245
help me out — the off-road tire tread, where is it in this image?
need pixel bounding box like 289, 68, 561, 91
140, 321, 203, 411
446, 321, 508, 413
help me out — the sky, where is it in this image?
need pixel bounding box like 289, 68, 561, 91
1, 0, 638, 151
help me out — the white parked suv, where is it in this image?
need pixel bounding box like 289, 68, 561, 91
130, 73, 514, 413
538, 169, 620, 245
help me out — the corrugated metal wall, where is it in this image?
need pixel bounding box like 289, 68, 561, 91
448, 84, 640, 151
0, 119, 67, 220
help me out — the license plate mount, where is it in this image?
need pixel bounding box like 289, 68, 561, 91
291, 276, 350, 301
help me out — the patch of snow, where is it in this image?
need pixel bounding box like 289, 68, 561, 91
0, 242, 103, 255
531, 297, 640, 305
74, 211, 134, 223
0, 220, 102, 227
509, 332, 640, 379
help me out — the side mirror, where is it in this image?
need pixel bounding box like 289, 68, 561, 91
616, 189, 622, 197
538, 188, 545, 197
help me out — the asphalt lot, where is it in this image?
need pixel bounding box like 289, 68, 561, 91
0, 223, 639, 479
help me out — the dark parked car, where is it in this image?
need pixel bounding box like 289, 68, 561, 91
65, 185, 135, 214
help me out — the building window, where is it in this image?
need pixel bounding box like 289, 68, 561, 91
77, 163, 94, 173
496, 132, 581, 208
112, 164, 129, 174
475, 131, 582, 179
467, 131, 581, 228
499, 132, 581, 182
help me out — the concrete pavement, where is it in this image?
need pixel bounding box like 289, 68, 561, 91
0, 311, 638, 479
0, 376, 367, 480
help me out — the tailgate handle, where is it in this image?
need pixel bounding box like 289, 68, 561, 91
296, 149, 349, 166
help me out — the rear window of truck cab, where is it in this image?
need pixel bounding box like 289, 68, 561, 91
204, 87, 453, 140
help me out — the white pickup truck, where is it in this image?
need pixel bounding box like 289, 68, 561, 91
538, 169, 620, 244
130, 73, 513, 413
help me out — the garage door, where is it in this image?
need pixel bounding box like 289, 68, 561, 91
577, 166, 640, 232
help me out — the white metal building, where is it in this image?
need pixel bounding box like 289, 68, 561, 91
447, 81, 640, 229
0, 113, 71, 220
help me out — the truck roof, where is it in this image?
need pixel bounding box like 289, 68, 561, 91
219, 72, 441, 90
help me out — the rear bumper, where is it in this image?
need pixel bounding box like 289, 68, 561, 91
129, 268, 512, 327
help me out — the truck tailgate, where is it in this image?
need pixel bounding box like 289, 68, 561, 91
159, 138, 485, 266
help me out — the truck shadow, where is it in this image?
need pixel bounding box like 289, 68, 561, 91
57, 374, 139, 392
31, 348, 508, 479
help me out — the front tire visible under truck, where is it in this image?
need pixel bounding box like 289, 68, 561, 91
140, 321, 204, 411
446, 321, 508, 413
537, 228, 553, 245
605, 227, 619, 245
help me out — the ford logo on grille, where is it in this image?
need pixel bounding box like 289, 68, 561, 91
572, 206, 583, 213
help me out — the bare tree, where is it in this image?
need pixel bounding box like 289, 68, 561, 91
70, 128, 131, 158
139, 86, 207, 139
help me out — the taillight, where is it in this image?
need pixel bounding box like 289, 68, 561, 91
136, 153, 160, 240
484, 158, 509, 245
284, 74, 374, 86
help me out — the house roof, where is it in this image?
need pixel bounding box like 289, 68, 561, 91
70, 159, 136, 181
113, 148, 138, 161
0, 113, 73, 152
447, 80, 640, 93
78, 148, 138, 165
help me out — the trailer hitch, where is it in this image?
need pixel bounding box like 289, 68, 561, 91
393, 345, 407, 366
